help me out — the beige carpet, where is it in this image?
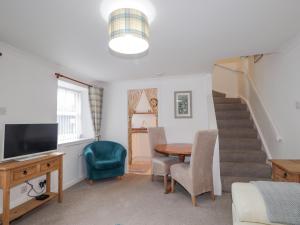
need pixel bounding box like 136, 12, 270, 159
12, 174, 232, 225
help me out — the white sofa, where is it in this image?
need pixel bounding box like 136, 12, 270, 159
232, 183, 284, 225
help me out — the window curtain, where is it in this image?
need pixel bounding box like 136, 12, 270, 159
128, 89, 143, 115
88, 87, 104, 141
144, 88, 157, 113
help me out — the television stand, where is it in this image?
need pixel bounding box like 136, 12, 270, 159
0, 152, 64, 225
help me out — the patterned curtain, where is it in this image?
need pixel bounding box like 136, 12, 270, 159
144, 88, 158, 113
88, 87, 104, 141
128, 89, 143, 115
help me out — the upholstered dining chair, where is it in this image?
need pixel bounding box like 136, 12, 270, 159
148, 127, 178, 193
170, 129, 218, 206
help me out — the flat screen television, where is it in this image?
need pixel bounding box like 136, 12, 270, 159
3, 123, 58, 160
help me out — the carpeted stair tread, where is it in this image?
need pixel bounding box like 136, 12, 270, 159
212, 91, 226, 97
216, 111, 250, 119
219, 128, 257, 138
220, 148, 264, 152
213, 90, 271, 193
220, 162, 271, 178
215, 103, 247, 111
217, 119, 253, 128
221, 176, 272, 192
220, 138, 261, 150
220, 149, 266, 163
213, 97, 241, 104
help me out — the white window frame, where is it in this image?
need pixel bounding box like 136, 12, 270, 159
57, 80, 94, 145
57, 86, 82, 144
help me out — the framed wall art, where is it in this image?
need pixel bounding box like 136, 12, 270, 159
174, 91, 192, 118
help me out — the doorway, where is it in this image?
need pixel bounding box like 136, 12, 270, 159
127, 88, 158, 174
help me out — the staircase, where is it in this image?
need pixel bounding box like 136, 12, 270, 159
213, 91, 271, 192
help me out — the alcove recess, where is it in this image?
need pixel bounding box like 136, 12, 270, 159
128, 88, 158, 165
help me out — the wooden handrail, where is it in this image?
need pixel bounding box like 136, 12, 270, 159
254, 54, 264, 63
55, 73, 93, 87
214, 64, 244, 74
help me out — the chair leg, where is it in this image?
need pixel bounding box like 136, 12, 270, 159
171, 178, 175, 193
163, 175, 168, 194
151, 174, 155, 181
210, 190, 215, 201
191, 195, 197, 207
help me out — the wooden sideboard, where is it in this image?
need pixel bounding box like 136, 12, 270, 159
270, 160, 300, 183
0, 152, 64, 225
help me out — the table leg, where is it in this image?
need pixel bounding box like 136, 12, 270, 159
2, 173, 10, 225
46, 172, 51, 193
58, 157, 63, 203
178, 155, 185, 162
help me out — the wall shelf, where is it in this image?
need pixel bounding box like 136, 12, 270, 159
0, 192, 57, 223
131, 128, 148, 133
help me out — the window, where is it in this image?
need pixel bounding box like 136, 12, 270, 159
57, 81, 94, 144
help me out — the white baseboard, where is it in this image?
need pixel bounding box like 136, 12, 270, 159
63, 176, 86, 190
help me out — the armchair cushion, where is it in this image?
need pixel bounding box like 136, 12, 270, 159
94, 159, 121, 170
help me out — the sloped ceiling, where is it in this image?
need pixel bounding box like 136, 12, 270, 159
0, 0, 300, 81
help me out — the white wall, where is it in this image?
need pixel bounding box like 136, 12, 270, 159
0, 42, 93, 212
253, 36, 300, 159
101, 74, 222, 195
102, 75, 210, 143
212, 66, 240, 98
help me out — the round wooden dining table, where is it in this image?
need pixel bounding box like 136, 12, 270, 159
155, 143, 192, 162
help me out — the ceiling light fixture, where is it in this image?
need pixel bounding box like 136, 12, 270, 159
108, 8, 149, 55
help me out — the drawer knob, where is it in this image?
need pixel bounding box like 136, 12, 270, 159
47, 163, 50, 167
23, 170, 27, 175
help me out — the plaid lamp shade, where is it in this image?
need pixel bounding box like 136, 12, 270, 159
108, 8, 149, 54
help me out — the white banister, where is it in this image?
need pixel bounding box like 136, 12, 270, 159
247, 77, 283, 143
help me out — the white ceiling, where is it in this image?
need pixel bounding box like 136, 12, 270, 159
0, 0, 300, 81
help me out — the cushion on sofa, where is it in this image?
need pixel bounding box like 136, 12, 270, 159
231, 183, 283, 225
232, 203, 264, 225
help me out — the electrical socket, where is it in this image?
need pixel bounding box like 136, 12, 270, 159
0, 107, 6, 115
20, 184, 27, 194
38, 179, 47, 189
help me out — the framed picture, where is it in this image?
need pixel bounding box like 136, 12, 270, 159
174, 91, 192, 118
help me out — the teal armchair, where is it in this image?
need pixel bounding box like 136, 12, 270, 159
83, 141, 127, 181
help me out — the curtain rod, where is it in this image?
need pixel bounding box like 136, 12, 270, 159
55, 73, 93, 88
